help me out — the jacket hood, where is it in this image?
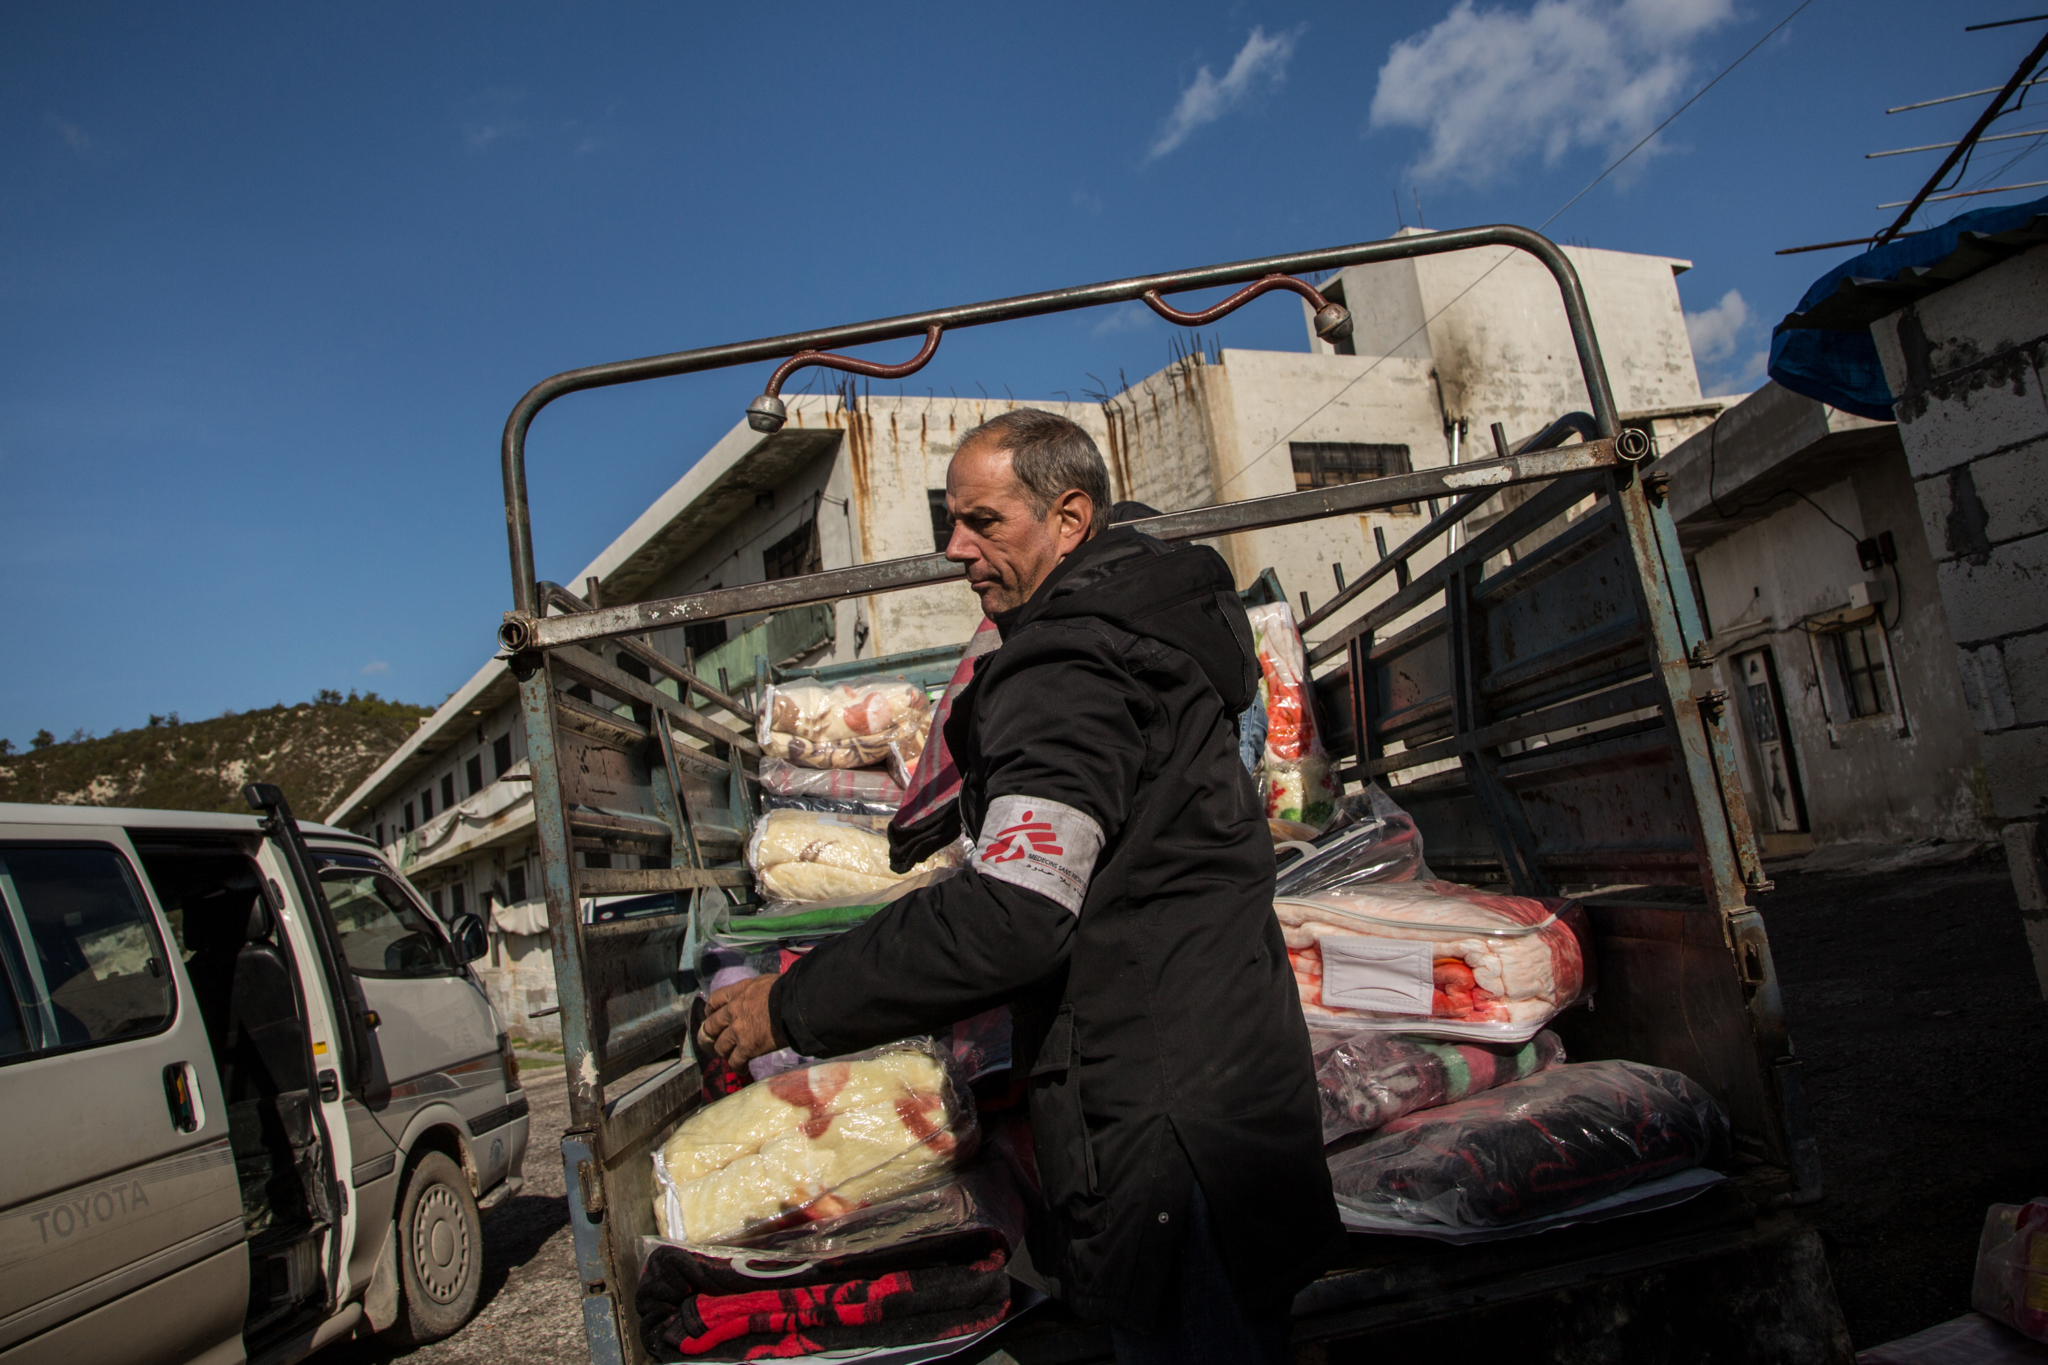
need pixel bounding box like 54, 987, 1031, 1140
993, 528, 1259, 712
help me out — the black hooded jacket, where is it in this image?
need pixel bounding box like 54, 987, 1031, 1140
768, 528, 1339, 1328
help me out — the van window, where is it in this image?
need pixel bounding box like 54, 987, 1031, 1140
319, 864, 456, 978
0, 846, 174, 1058
0, 948, 31, 1061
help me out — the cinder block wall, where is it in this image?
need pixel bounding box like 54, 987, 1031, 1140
1870, 242, 2048, 990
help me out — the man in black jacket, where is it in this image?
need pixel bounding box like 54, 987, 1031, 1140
701, 408, 1337, 1360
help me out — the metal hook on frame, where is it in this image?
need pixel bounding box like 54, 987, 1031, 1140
747, 324, 944, 433
1141, 273, 1353, 346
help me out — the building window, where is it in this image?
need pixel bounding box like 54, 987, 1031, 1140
928, 490, 952, 552
763, 518, 821, 581
507, 864, 527, 903
1290, 443, 1416, 512
402, 801, 414, 833
449, 883, 466, 918
440, 774, 456, 810
375, 823, 384, 848
492, 733, 513, 780
466, 755, 483, 796
1832, 622, 1893, 718
429, 888, 444, 916
419, 788, 434, 820
685, 619, 728, 661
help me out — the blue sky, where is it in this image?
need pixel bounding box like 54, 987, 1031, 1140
2, 0, 2036, 746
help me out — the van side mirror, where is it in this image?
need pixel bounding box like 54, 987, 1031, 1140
449, 913, 488, 963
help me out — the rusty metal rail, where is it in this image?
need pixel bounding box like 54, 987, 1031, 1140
500, 224, 1623, 623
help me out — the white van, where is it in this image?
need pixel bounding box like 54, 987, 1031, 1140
0, 784, 528, 1364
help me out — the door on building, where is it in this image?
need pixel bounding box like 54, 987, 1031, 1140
1735, 647, 1808, 834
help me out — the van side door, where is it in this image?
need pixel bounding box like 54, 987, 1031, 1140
0, 828, 247, 1364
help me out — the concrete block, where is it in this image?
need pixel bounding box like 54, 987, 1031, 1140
1912, 472, 1954, 564
1910, 245, 2048, 366
1980, 724, 2048, 820
1891, 351, 2048, 477
2008, 631, 2048, 727
1935, 529, 2048, 642
1957, 643, 2017, 732
1974, 441, 2048, 545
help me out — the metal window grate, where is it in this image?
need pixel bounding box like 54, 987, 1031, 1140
1290, 442, 1416, 513
762, 518, 822, 581
1832, 622, 1893, 718
928, 490, 951, 553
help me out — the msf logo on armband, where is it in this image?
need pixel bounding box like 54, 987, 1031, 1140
981, 813, 1063, 864
975, 794, 1103, 916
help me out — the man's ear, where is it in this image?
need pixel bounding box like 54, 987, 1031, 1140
1051, 489, 1094, 554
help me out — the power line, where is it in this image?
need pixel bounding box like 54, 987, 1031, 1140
1216, 0, 1812, 497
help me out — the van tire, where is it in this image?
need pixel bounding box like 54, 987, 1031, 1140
385, 1151, 482, 1345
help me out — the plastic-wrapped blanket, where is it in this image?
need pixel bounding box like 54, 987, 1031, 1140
1972, 1198, 2048, 1343
652, 1041, 976, 1248
637, 1161, 1026, 1360
758, 676, 932, 774
1245, 601, 1340, 830
747, 809, 960, 904
1310, 1029, 1565, 1143
1279, 881, 1585, 1042
1328, 1060, 1727, 1229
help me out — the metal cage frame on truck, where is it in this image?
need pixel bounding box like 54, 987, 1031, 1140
491, 225, 1846, 1364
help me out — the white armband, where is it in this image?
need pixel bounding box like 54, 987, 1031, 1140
973, 794, 1103, 915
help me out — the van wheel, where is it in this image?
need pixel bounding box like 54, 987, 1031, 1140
386, 1151, 482, 1345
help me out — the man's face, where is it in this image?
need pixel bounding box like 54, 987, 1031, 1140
943, 441, 1094, 615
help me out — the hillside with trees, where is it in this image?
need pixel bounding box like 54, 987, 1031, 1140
0, 691, 432, 822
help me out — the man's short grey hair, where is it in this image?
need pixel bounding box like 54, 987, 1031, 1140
958, 408, 1111, 536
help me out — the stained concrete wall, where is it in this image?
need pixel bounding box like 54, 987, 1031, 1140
1312, 231, 1706, 436
1690, 465, 1990, 848
1868, 241, 2048, 989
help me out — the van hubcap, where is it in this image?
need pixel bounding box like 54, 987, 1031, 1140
412, 1183, 470, 1303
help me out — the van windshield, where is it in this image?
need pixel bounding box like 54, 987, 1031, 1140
319, 866, 455, 978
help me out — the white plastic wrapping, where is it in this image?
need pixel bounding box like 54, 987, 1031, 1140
757, 676, 932, 773
745, 808, 962, 905
1972, 1198, 2048, 1343
1246, 601, 1341, 831
650, 1039, 977, 1249
1279, 881, 1586, 1042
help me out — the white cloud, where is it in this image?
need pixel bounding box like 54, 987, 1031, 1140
360, 660, 391, 676
1148, 25, 1303, 161
1684, 288, 1749, 363
1091, 303, 1158, 337
43, 112, 91, 154
1368, 0, 1733, 185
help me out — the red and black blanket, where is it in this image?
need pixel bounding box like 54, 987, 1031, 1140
637, 1229, 1013, 1361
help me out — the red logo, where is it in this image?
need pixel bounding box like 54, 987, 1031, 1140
982, 811, 1063, 864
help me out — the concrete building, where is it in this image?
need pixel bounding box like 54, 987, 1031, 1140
328, 231, 1742, 1036
1659, 383, 1992, 857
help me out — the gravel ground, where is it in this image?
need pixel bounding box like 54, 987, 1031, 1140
1758, 847, 2048, 1350
327, 851, 2048, 1362
325, 1061, 582, 1365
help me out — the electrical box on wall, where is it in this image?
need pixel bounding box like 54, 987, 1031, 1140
1846, 579, 1889, 610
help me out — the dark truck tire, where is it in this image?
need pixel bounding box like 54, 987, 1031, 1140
385, 1151, 482, 1345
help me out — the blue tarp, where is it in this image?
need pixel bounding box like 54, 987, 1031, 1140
1768, 193, 2048, 421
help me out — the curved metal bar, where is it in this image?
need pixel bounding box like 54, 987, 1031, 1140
1140, 273, 1332, 326
501, 224, 1618, 616
764, 324, 942, 397
1509, 411, 1600, 456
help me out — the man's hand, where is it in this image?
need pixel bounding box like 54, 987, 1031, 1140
698, 973, 781, 1068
